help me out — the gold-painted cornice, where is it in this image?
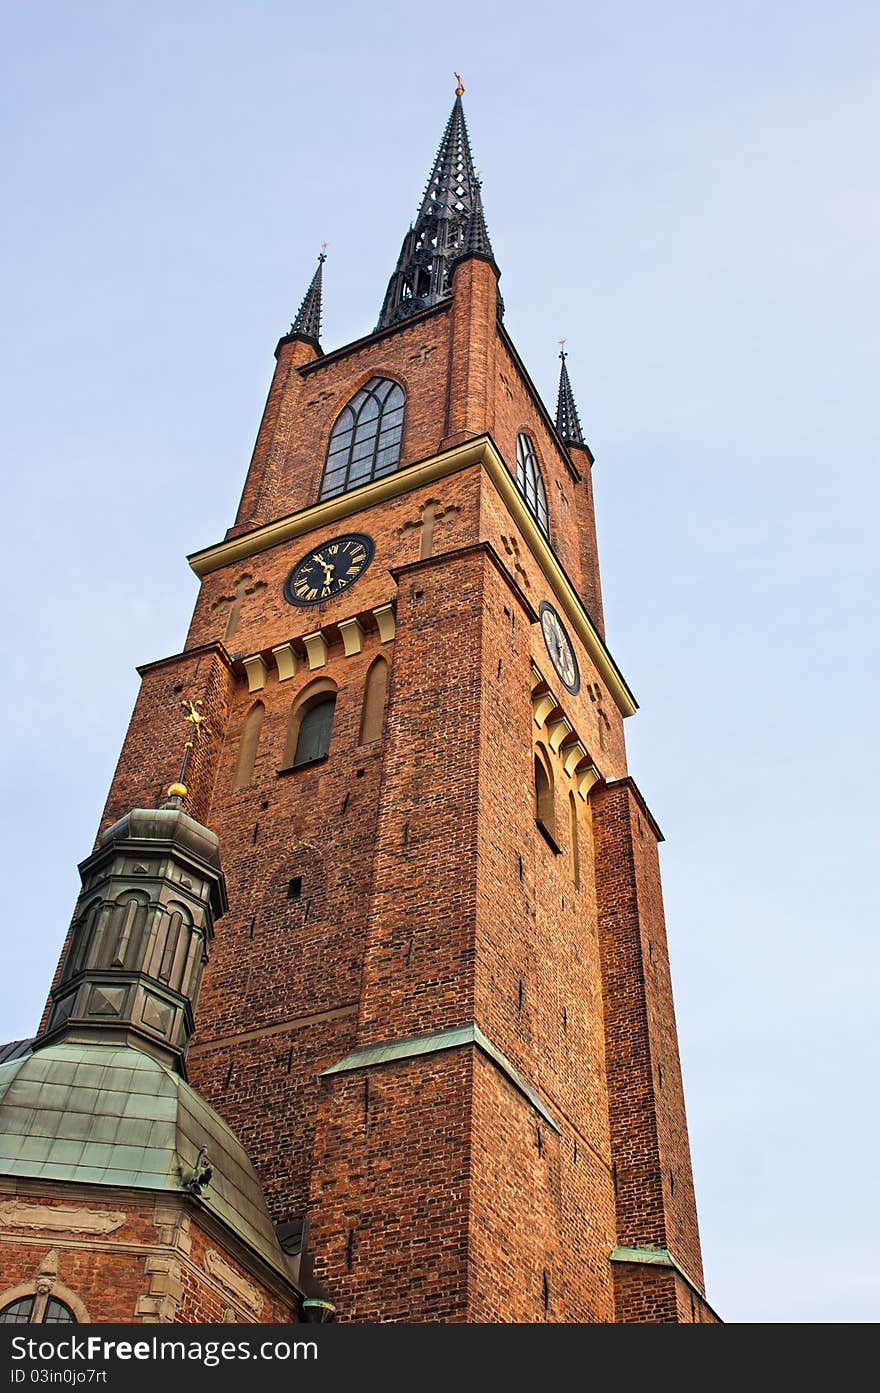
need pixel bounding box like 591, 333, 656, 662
187, 435, 637, 716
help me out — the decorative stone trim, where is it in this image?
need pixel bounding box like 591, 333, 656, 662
546, 714, 573, 754
153, 1200, 192, 1256
0, 1251, 91, 1324
530, 667, 601, 799
187, 434, 636, 716
532, 690, 556, 727
204, 1250, 263, 1315
562, 740, 588, 777
242, 654, 268, 692
271, 642, 297, 681
338, 617, 365, 656
0, 1200, 127, 1236
302, 631, 328, 670
135, 1255, 183, 1322
372, 603, 396, 643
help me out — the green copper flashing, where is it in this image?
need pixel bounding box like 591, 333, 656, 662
610, 1245, 708, 1308
321, 1022, 560, 1133
0, 1041, 290, 1281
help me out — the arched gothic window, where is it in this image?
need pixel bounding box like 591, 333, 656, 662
0, 1296, 75, 1324
516, 433, 549, 538
319, 378, 405, 500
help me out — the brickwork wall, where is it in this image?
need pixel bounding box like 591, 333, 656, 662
469, 1053, 615, 1323
0, 1186, 296, 1323
591, 778, 705, 1304
308, 1052, 472, 1321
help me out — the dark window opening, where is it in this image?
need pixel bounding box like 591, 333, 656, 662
0, 1297, 75, 1324
293, 696, 336, 767
288, 877, 303, 900
534, 751, 560, 852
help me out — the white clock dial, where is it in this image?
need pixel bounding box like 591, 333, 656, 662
539, 601, 581, 695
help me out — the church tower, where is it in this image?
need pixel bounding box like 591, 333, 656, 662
35, 86, 717, 1323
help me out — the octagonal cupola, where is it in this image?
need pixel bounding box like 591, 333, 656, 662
41, 798, 227, 1074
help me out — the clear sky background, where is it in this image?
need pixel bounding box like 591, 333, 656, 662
1, 1, 878, 1324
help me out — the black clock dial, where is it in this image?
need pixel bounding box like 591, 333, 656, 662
283, 533, 375, 607
539, 601, 581, 695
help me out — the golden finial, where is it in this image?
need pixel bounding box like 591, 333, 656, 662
454, 72, 465, 97
559, 337, 567, 360
164, 699, 210, 804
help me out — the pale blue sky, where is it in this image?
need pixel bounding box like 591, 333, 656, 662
1, 1, 878, 1323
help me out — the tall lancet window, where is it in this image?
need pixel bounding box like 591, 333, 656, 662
516, 433, 549, 539
319, 378, 405, 500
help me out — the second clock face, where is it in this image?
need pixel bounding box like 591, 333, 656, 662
539, 601, 581, 695
283, 533, 375, 606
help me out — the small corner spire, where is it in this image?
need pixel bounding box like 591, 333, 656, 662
289, 248, 326, 347
459, 178, 496, 263
555, 342, 586, 448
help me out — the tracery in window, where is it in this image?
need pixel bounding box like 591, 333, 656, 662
319, 378, 405, 500
0, 1296, 75, 1324
516, 433, 549, 538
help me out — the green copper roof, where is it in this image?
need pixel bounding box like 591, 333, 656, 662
0, 1041, 288, 1280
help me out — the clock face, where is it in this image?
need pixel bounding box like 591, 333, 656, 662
283, 533, 375, 607
539, 601, 581, 695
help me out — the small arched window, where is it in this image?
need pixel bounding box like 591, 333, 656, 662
292, 696, 336, 767
516, 433, 549, 538
234, 700, 265, 789
359, 657, 389, 745
0, 1296, 75, 1324
319, 377, 405, 500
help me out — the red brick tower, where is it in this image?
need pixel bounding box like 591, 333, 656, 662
42, 88, 717, 1322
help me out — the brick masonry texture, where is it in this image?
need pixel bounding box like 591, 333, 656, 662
37, 251, 713, 1322
0, 1184, 296, 1322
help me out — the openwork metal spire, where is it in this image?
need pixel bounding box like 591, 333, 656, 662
289, 250, 326, 345
555, 346, 586, 447
376, 84, 496, 330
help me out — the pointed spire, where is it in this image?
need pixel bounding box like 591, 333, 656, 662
555, 345, 586, 447
289, 249, 326, 346
376, 81, 497, 330
457, 179, 495, 263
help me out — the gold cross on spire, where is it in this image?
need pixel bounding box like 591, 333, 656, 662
454, 72, 465, 97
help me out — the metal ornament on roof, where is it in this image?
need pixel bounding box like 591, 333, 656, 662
289, 249, 327, 345
376, 84, 497, 330
555, 344, 586, 448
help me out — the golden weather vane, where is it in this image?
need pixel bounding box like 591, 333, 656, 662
166, 699, 209, 801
